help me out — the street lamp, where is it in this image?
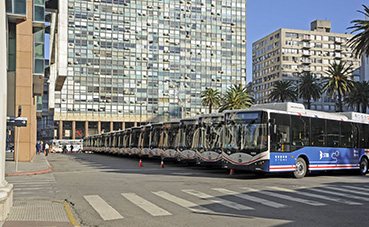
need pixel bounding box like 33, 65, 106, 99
136, 101, 143, 126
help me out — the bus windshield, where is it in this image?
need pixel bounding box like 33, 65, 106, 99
142, 127, 150, 147
164, 123, 179, 149
150, 125, 162, 148
224, 111, 268, 153
199, 116, 223, 151
130, 128, 141, 147
179, 120, 198, 150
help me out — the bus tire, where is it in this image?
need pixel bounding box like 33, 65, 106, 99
293, 157, 307, 179
359, 158, 368, 176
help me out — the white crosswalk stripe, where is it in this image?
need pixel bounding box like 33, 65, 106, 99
84, 195, 124, 221
121, 193, 172, 216
212, 188, 287, 208
324, 186, 368, 196
241, 187, 326, 206
152, 191, 213, 214
268, 187, 362, 206
182, 189, 254, 210
306, 187, 369, 202
340, 185, 369, 193
7, 174, 57, 199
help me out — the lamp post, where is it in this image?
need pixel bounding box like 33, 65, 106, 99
136, 101, 143, 126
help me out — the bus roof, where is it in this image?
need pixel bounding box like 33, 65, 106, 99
246, 102, 369, 123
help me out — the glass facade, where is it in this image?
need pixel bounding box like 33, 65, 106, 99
55, 0, 247, 123
6, 0, 27, 15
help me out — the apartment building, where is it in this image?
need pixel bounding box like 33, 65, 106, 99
252, 20, 361, 111
50, 0, 247, 139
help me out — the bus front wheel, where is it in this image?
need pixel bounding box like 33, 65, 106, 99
293, 157, 307, 179
359, 158, 368, 176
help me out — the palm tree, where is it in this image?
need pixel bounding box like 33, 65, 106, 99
219, 84, 253, 112
344, 81, 369, 113
297, 72, 322, 109
201, 88, 221, 113
268, 80, 297, 103
323, 61, 354, 112
348, 5, 369, 58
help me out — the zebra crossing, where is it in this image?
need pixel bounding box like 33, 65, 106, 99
84, 185, 369, 221
6, 174, 58, 200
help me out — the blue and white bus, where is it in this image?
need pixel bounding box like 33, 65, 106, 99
222, 102, 369, 178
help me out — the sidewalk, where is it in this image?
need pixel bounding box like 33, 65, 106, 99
2, 154, 79, 227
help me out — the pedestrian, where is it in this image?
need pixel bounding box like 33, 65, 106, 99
36, 142, 41, 155
63, 144, 67, 154
70, 144, 74, 153
45, 143, 49, 156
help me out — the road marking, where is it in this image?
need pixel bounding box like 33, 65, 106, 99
306, 187, 369, 202
14, 187, 53, 191
212, 188, 287, 208
340, 185, 369, 193
121, 193, 172, 216
84, 195, 123, 220
324, 186, 368, 196
182, 189, 254, 210
269, 187, 362, 206
152, 191, 213, 214
241, 187, 326, 206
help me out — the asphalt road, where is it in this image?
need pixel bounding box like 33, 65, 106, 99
46, 153, 369, 227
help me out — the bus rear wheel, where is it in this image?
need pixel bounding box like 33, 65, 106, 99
293, 157, 307, 179
359, 158, 368, 176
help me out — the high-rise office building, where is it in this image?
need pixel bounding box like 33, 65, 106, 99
50, 0, 247, 139
252, 20, 361, 111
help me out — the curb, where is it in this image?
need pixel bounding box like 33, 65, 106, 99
5, 167, 52, 177
5, 156, 53, 177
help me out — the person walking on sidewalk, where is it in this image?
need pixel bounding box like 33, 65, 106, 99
36, 142, 41, 155
45, 143, 50, 156
70, 144, 74, 153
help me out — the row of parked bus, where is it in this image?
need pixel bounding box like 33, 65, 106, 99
83, 102, 369, 178
83, 113, 224, 166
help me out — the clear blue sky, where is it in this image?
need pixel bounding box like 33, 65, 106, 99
247, 0, 366, 82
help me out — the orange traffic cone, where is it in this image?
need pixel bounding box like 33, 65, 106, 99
138, 159, 143, 167
160, 160, 164, 168
229, 169, 235, 175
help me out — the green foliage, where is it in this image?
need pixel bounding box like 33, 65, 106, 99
344, 81, 369, 113
323, 61, 354, 112
201, 88, 221, 113
268, 80, 297, 103
298, 72, 322, 109
348, 4, 369, 58
218, 84, 253, 112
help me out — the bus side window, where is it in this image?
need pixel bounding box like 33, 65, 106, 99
358, 124, 369, 148
291, 116, 310, 150
270, 113, 290, 152
311, 119, 325, 147
341, 122, 353, 148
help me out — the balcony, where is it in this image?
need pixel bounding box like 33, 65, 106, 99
6, 0, 27, 22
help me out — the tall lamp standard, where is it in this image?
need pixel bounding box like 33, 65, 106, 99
136, 101, 143, 126
169, 79, 189, 119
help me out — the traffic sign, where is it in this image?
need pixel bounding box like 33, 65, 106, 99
7, 117, 28, 127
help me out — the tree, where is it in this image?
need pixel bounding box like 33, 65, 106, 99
268, 80, 297, 103
297, 72, 322, 109
348, 5, 369, 58
344, 81, 369, 113
323, 61, 354, 112
219, 84, 253, 112
201, 88, 221, 113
